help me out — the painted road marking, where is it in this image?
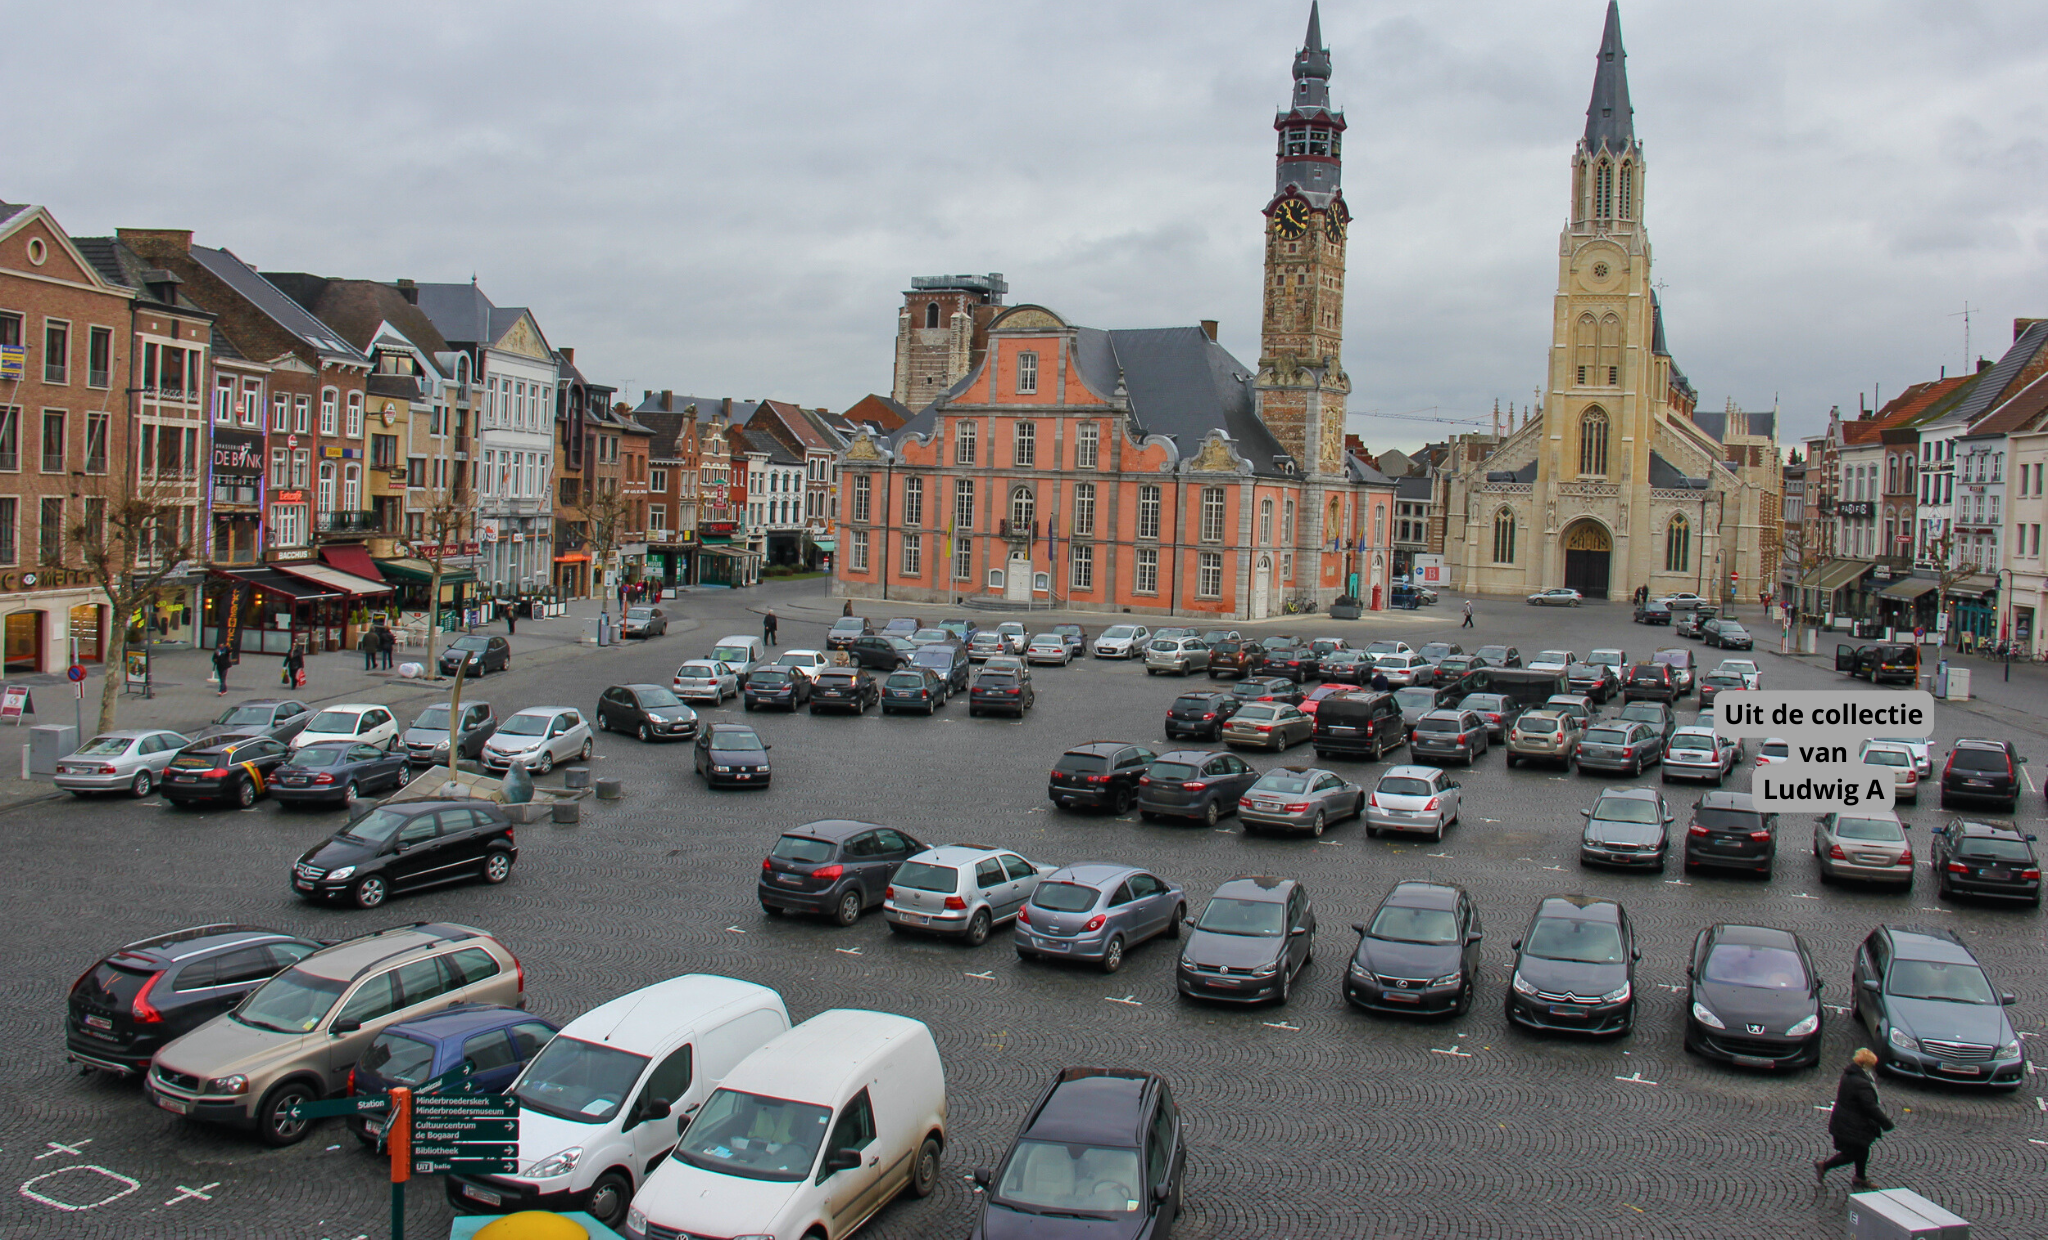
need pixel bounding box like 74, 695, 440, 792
33, 1141, 89, 1160
1614, 1072, 1657, 1086
835, 947, 862, 956
1431, 1046, 1473, 1058
1261, 1021, 1302, 1032
725, 926, 746, 934
19, 1165, 140, 1211
164, 1182, 220, 1206
1104, 995, 1143, 1007
964, 971, 994, 981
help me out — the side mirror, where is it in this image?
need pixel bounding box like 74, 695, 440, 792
640, 1098, 672, 1122
1465, 932, 1483, 944
331, 1018, 362, 1035
1351, 922, 1367, 935
824, 1148, 863, 1175
972, 1167, 993, 1190
1860, 978, 1880, 992
1631, 950, 1642, 961
2001, 991, 2018, 1006
1511, 939, 1522, 951
1289, 926, 1309, 937
1153, 1183, 1171, 1204
1578, 809, 1590, 817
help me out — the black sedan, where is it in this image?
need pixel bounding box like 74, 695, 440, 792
969, 669, 1035, 717
439, 634, 512, 676
1931, 820, 2042, 904
741, 667, 812, 712
1633, 601, 1672, 625
292, 799, 518, 909
1565, 663, 1620, 703
1232, 676, 1305, 706
205, 698, 312, 744
1343, 880, 1484, 1017
1165, 690, 1241, 741
1254, 644, 1320, 683
810, 667, 880, 714
694, 723, 771, 787
845, 634, 916, 672
1506, 894, 1639, 1036
65, 925, 322, 1076
271, 741, 412, 806
1695, 671, 1746, 709
880, 667, 949, 715
596, 683, 700, 740
162, 735, 292, 808
1852, 924, 2026, 1088
1474, 644, 1521, 667
1175, 875, 1315, 1005
969, 1067, 1184, 1240
1684, 923, 1824, 1070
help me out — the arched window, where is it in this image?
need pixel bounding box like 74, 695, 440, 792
924, 302, 940, 329
1009, 486, 1035, 535
1594, 159, 1613, 219
1259, 499, 1273, 544
1666, 513, 1691, 572
1574, 313, 1597, 387
1597, 314, 1621, 386
1578, 408, 1609, 477
1492, 507, 1516, 564
1618, 163, 1633, 219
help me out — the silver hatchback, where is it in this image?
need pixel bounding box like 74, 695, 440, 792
54, 729, 193, 797
1813, 811, 1914, 887
1365, 765, 1462, 840
1145, 637, 1209, 676
884, 845, 1057, 945
1237, 766, 1365, 837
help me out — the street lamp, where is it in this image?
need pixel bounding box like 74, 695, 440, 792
1999, 566, 2015, 681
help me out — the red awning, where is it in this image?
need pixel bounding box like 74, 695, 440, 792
554, 553, 591, 564
320, 544, 385, 583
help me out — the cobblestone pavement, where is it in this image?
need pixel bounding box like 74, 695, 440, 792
2, 583, 2042, 1239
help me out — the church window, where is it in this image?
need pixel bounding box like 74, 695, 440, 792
955, 420, 977, 465
1666, 513, 1691, 572
1574, 314, 1597, 387
1595, 160, 1613, 218
1492, 508, 1516, 564
1259, 499, 1273, 543
925, 302, 940, 329
1136, 485, 1161, 539
1578, 408, 1610, 477
1016, 351, 1038, 395
1618, 163, 1633, 219
1308, 129, 1329, 156
1009, 486, 1035, 534
1013, 420, 1036, 467
1199, 487, 1227, 543
1598, 314, 1621, 386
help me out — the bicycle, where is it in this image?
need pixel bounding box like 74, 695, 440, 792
1282, 596, 1319, 615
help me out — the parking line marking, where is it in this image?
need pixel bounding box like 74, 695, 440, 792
1431, 1046, 1472, 1057
19, 1165, 139, 1211
164, 1182, 219, 1206
1614, 1072, 1657, 1086
964, 971, 994, 981
1814, 1104, 1834, 1113
835, 948, 862, 956
1790, 892, 1821, 900
1427, 852, 1451, 858
1104, 995, 1143, 1007
1824, 1004, 1851, 1015
1663, 879, 1692, 886
725, 926, 747, 934
1916, 907, 1951, 914
1261, 1021, 1302, 1032
33, 1141, 88, 1160
1316, 840, 1343, 847
1653, 983, 1683, 993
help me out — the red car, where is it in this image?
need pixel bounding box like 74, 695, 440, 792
1300, 684, 1355, 717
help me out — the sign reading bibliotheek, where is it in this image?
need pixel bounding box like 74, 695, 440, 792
411, 1095, 520, 1176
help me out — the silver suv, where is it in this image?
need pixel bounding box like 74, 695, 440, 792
1145, 637, 1209, 676
883, 845, 1056, 945
146, 922, 523, 1145
1504, 710, 1584, 768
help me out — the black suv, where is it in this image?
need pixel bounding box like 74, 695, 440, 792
66, 925, 322, 1075
1930, 820, 2042, 905
1049, 742, 1159, 814
970, 1067, 1185, 1240
293, 801, 520, 909
1940, 739, 2022, 812
758, 819, 924, 925
1835, 642, 1919, 685
1312, 691, 1404, 761
1165, 691, 1241, 742
1622, 662, 1677, 703
1254, 643, 1320, 683
1684, 790, 1777, 878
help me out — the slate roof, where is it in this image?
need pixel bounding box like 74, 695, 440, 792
1583, 1, 1635, 155
1345, 453, 1394, 486
408, 282, 497, 348
188, 246, 365, 361
1930, 320, 2048, 428
211, 324, 246, 362
1872, 376, 1970, 427
264, 274, 454, 371
734, 426, 803, 467
632, 394, 756, 425
1690, 407, 1779, 442
0, 203, 28, 228
73, 235, 209, 314
1647, 450, 1691, 488
1960, 370, 2048, 440
1395, 475, 1432, 500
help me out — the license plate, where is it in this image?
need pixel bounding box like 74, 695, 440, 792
1209, 978, 1243, 987
1731, 1054, 1775, 1068
155, 1095, 192, 1115
1044, 941, 1068, 951
777, 874, 801, 885
294, 880, 313, 891
1330, 727, 1355, 735
462, 1185, 502, 1206
172, 774, 196, 782
1383, 992, 1420, 1003
1985, 870, 2012, 881
84, 1014, 112, 1030
914, 915, 930, 925
1939, 1064, 1983, 1076
1548, 1005, 1586, 1017
1965, 779, 1990, 788
735, 773, 752, 780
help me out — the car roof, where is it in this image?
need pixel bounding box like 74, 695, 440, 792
1154, 749, 1225, 763
1699, 790, 1757, 809
1383, 880, 1462, 910
1066, 741, 1139, 756
1671, 727, 1717, 739
1210, 875, 1293, 902
228, 698, 294, 708
108, 924, 309, 965
560, 975, 784, 1052
1046, 863, 1143, 886
185, 735, 276, 754
1952, 819, 2034, 842
912, 844, 1008, 865
1380, 765, 1440, 780
295, 921, 499, 981
1417, 709, 1468, 721
1025, 1068, 1160, 1147
707, 722, 762, 735
619, 683, 672, 693
508, 706, 576, 717
1595, 787, 1664, 805
1535, 894, 1620, 921
724, 1012, 930, 1105
1708, 924, 1800, 951
1173, 691, 1231, 701
1882, 925, 1974, 963
785, 818, 887, 841
91, 728, 181, 740
1953, 737, 2014, 752
381, 1002, 548, 1043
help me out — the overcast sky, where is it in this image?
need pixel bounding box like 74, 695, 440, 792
16, 1, 2048, 451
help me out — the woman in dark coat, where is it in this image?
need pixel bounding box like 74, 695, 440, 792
1816, 1047, 1893, 1189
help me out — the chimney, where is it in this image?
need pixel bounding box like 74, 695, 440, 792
1978, 356, 1993, 373
722, 397, 733, 420
116, 227, 194, 260
559, 347, 574, 364
2017, 318, 2045, 341
662, 390, 674, 412
395, 277, 418, 305
1199, 319, 1219, 342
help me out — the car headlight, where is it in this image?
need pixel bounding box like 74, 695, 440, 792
207, 1074, 248, 1095
1430, 972, 1462, 988
1251, 960, 1280, 978
325, 866, 356, 882
1598, 982, 1631, 1005
712, 765, 731, 773
524, 1146, 581, 1178
1997, 1040, 2021, 1059
1349, 962, 1369, 979
1786, 1014, 1820, 1038
1512, 972, 1538, 996
1690, 1002, 1726, 1030
626, 1208, 646, 1234
1887, 1026, 1919, 1053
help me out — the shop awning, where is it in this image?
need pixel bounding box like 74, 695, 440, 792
374, 558, 477, 586
1949, 574, 2000, 600
811, 538, 837, 552
274, 560, 393, 597
1878, 577, 1938, 601
699, 545, 758, 559
1808, 559, 1870, 594
320, 544, 385, 584
553, 553, 590, 564
210, 566, 342, 602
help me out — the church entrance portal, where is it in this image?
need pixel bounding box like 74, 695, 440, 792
1561, 521, 1612, 600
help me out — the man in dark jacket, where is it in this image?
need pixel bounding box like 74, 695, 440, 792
1816, 1047, 1893, 1189
1369, 669, 1391, 692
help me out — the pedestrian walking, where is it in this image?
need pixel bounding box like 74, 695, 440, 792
841, 598, 854, 617
360, 627, 377, 671
282, 641, 305, 689
212, 642, 234, 696
1815, 1048, 1894, 1190
763, 607, 779, 647
504, 601, 517, 636
1461, 599, 1474, 628
377, 623, 395, 669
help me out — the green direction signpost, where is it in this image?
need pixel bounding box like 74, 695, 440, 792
411, 1095, 520, 1177
281, 1062, 476, 1124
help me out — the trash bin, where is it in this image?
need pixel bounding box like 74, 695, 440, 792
1944, 667, 1971, 701
1847, 1187, 1970, 1238
29, 725, 76, 777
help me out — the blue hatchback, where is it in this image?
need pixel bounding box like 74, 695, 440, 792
345, 1004, 559, 1147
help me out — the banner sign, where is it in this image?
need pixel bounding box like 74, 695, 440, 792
411, 1095, 520, 1176
210, 429, 265, 477
0, 345, 23, 381
223, 581, 251, 653
0, 685, 32, 720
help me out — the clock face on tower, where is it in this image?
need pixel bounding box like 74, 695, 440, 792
1272, 198, 1310, 239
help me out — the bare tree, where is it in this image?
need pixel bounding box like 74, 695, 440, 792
64, 475, 198, 733
1781, 520, 1831, 650
411, 487, 475, 680
1925, 529, 1983, 649
574, 477, 634, 604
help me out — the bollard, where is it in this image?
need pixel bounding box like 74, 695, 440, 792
564, 768, 591, 790
551, 799, 581, 825
596, 779, 623, 800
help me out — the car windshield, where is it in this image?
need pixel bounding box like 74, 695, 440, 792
1104, 627, 1138, 640
1535, 652, 1569, 664
1957, 838, 2034, 862
360, 1033, 437, 1085
830, 618, 864, 632
1395, 689, 1438, 709
1594, 797, 1659, 824
1696, 808, 1763, 831
892, 861, 957, 892
214, 704, 278, 725
1030, 635, 1060, 646
1524, 917, 1626, 964
1761, 741, 1789, 758
709, 729, 763, 752
1252, 772, 1313, 794
996, 1140, 1143, 1216
411, 706, 451, 730
340, 807, 421, 845
1592, 650, 1623, 663
1417, 717, 1462, 733
1864, 750, 1909, 767
514, 1035, 651, 1123
1518, 717, 1561, 734
1950, 748, 2009, 772
1377, 777, 1434, 797
711, 645, 751, 663
675, 667, 712, 682
774, 653, 814, 667
74, 735, 135, 756
885, 673, 925, 689
233, 967, 348, 1033
1705, 675, 1744, 688
306, 710, 364, 733
290, 746, 351, 768
1669, 732, 1716, 751
1721, 626, 1748, 637
1235, 705, 1281, 721
678, 1088, 832, 1183
1197, 897, 1285, 936
499, 715, 551, 736
1033, 882, 1100, 912
1585, 728, 1633, 745
1149, 762, 1198, 781
1886, 960, 1997, 1005
626, 608, 655, 620
1567, 664, 1600, 678
771, 835, 834, 863
1477, 647, 1508, 659
1379, 656, 1414, 669
449, 637, 490, 653
1369, 904, 1459, 944
1701, 943, 1806, 990
1619, 708, 1662, 725
1367, 642, 1402, 655
750, 669, 793, 686
1459, 696, 1506, 711
979, 674, 1019, 688
912, 630, 948, 642
634, 688, 683, 708
1653, 651, 1686, 666
1832, 816, 1904, 842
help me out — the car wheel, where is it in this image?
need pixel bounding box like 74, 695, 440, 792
584, 1171, 633, 1229
1140, 810, 1158, 823
534, 750, 554, 776
257, 1080, 318, 1147
130, 770, 153, 797
834, 888, 863, 926
1101, 934, 1126, 974
1309, 810, 1326, 838
1505, 753, 1518, 768
342, 780, 360, 804
1278, 963, 1292, 1005
1165, 903, 1186, 939
234, 778, 257, 808
580, 738, 593, 761
353, 876, 388, 909
964, 909, 992, 947
482, 849, 513, 884
1114, 786, 1135, 815
1202, 800, 1221, 828
1432, 817, 1445, 842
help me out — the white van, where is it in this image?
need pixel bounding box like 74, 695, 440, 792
445, 975, 789, 1231
711, 634, 769, 685
624, 1009, 947, 1240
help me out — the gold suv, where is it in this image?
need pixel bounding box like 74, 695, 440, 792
1503, 710, 1585, 768
146, 922, 522, 1145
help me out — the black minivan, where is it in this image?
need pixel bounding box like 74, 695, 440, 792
1312, 691, 1404, 761
910, 641, 971, 693
1835, 642, 1919, 685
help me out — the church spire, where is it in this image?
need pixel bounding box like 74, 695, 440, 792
1583, 0, 1634, 155
1292, 2, 1332, 112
